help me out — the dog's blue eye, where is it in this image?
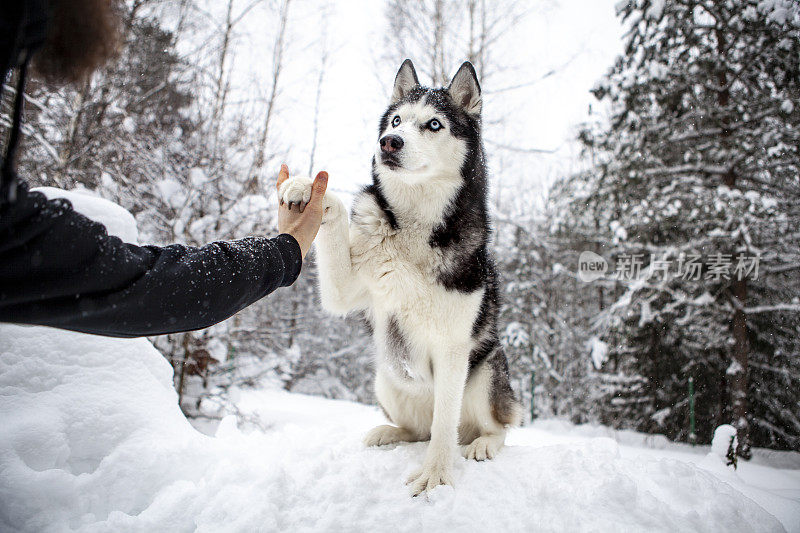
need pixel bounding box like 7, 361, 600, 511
429, 119, 441, 131
392, 116, 401, 127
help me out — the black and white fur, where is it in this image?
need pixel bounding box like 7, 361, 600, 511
279, 60, 521, 495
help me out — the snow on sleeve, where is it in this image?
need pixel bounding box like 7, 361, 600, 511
0, 324, 791, 532
33, 186, 139, 244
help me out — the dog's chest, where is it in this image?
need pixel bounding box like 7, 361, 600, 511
347, 193, 485, 381
349, 212, 437, 305
346, 192, 432, 290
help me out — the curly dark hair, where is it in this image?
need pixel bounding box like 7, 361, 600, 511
33, 0, 123, 85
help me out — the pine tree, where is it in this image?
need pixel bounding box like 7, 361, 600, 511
558, 0, 800, 452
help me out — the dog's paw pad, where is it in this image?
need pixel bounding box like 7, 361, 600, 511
279, 176, 313, 209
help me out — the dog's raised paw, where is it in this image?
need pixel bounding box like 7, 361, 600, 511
363, 424, 415, 447
278, 176, 313, 210
405, 462, 453, 496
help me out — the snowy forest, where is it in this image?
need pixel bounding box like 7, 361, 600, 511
3, 0, 799, 459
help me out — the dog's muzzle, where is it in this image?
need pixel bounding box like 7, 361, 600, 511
379, 134, 403, 169
380, 134, 404, 154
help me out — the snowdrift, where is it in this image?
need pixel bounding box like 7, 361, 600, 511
0, 324, 795, 532
34, 187, 139, 244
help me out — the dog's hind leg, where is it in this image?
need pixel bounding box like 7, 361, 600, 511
463, 432, 506, 461
363, 425, 421, 447
365, 370, 431, 448
459, 357, 520, 461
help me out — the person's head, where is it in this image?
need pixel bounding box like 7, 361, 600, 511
35, 0, 123, 85
3, 0, 123, 85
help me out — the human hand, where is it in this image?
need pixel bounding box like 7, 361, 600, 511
276, 164, 328, 259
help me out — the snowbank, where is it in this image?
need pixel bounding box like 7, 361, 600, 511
33, 187, 139, 244
1, 322, 795, 532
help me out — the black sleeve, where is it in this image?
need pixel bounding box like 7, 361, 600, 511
0, 182, 302, 337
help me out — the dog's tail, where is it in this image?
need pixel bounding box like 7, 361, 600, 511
489, 347, 524, 427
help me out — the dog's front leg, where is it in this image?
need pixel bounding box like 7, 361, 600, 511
278, 176, 368, 313
406, 347, 469, 496
315, 194, 369, 315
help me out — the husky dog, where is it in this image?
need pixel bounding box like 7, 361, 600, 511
279, 59, 521, 495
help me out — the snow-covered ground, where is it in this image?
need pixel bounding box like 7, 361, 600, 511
1, 190, 797, 531
1, 324, 798, 533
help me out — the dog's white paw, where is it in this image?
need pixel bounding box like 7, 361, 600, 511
462, 435, 503, 461
278, 176, 313, 210
363, 425, 416, 447
405, 461, 453, 496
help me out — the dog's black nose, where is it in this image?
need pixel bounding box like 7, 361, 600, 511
380, 134, 404, 153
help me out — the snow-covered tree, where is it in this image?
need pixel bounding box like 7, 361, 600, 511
494, 194, 603, 423
554, 0, 800, 453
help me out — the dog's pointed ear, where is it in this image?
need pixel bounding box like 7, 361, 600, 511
448, 62, 482, 115
391, 59, 419, 104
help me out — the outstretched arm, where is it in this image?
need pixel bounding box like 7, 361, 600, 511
0, 175, 314, 337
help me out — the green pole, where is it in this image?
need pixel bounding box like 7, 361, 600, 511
689, 376, 696, 445
530, 368, 536, 422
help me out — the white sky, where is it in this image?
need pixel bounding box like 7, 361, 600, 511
201, 0, 625, 201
